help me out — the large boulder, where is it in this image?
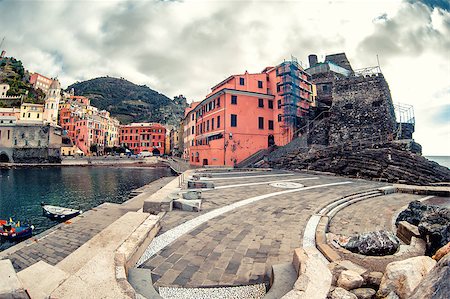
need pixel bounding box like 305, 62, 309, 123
417, 208, 450, 256
432, 241, 450, 261
377, 256, 436, 299
396, 201, 450, 256
337, 270, 364, 290
344, 231, 400, 256
409, 252, 450, 299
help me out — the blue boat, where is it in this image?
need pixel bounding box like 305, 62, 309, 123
0, 219, 34, 240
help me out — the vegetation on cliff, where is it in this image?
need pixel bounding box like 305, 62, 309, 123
0, 56, 45, 106
67, 77, 187, 125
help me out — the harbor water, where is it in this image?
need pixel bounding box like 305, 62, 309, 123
0, 166, 171, 251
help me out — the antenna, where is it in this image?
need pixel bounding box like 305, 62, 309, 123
0, 37, 4, 49
376, 54, 382, 72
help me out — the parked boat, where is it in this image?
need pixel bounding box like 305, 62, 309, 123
0, 219, 34, 240
41, 203, 82, 221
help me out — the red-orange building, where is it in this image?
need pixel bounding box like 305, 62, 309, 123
29, 73, 53, 94
119, 123, 166, 155
183, 59, 315, 166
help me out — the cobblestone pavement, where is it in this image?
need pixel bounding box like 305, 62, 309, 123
1, 176, 174, 271
141, 171, 388, 288
328, 193, 425, 236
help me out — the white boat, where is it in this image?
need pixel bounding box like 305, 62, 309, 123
41, 203, 82, 221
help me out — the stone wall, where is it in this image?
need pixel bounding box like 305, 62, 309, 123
327, 74, 397, 145
11, 124, 61, 163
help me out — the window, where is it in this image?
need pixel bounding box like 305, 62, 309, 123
217, 97, 221, 107
217, 116, 221, 128
258, 117, 264, 129
37, 113, 40, 119
258, 98, 264, 108
191, 126, 194, 134
191, 114, 194, 121
239, 78, 245, 85
278, 114, 282, 122
258, 80, 263, 88
206, 120, 210, 131
268, 120, 274, 130
268, 100, 274, 109
23, 113, 25, 118
322, 85, 329, 92
212, 118, 215, 130
277, 100, 282, 109
231, 114, 237, 127
231, 95, 237, 105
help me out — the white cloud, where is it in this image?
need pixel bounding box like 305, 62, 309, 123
0, 0, 448, 154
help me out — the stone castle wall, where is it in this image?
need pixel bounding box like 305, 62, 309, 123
327, 74, 397, 145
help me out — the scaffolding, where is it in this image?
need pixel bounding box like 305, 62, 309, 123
394, 103, 415, 140
276, 57, 313, 136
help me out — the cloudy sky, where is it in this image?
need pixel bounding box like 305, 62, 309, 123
0, 0, 449, 155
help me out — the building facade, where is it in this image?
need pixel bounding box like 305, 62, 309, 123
29, 73, 53, 94
183, 59, 315, 166
119, 123, 166, 155
59, 95, 120, 155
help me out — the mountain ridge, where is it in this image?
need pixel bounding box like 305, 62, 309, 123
67, 76, 187, 125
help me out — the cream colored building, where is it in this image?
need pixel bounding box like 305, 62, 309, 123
43, 79, 61, 125
18, 103, 44, 124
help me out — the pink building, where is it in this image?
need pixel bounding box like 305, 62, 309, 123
119, 123, 166, 155
184, 59, 315, 166
29, 73, 53, 94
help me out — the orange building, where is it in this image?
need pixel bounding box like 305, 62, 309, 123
119, 123, 166, 155
184, 59, 315, 166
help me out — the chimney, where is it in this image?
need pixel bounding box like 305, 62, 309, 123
308, 54, 318, 68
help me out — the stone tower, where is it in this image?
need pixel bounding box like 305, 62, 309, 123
43, 79, 61, 126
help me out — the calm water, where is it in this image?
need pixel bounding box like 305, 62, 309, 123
0, 166, 171, 251
425, 156, 450, 169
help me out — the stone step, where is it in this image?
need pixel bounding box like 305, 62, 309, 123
0, 259, 28, 299
17, 261, 69, 299
128, 268, 163, 299
264, 263, 297, 299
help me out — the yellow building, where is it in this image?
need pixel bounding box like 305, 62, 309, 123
18, 103, 44, 124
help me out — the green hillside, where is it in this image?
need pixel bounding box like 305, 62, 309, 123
68, 77, 187, 125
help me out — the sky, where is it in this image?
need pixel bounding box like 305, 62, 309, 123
0, 0, 449, 155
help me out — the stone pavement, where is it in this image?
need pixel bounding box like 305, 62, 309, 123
328, 193, 425, 236
0, 176, 174, 271
140, 170, 393, 288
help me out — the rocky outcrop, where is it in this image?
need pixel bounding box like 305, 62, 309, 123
396, 201, 450, 256
377, 256, 436, 299
267, 141, 450, 185
344, 231, 400, 256
410, 253, 450, 299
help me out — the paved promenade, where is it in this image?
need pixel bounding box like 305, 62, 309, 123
139, 170, 403, 288
0, 176, 174, 271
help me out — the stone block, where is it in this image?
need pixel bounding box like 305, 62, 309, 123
128, 268, 163, 299
181, 190, 202, 200
18, 261, 69, 299
0, 259, 28, 299
396, 221, 420, 245
187, 180, 215, 189
173, 199, 202, 212
317, 243, 341, 262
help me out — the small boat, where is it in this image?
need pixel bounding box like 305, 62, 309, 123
0, 218, 34, 240
41, 203, 82, 221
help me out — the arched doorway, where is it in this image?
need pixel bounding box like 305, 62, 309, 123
152, 148, 160, 156
0, 152, 10, 163
268, 134, 275, 147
